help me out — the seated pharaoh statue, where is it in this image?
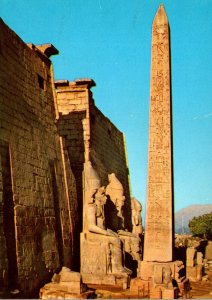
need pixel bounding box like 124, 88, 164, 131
80, 162, 131, 287
104, 173, 126, 232
131, 197, 143, 236
105, 174, 142, 275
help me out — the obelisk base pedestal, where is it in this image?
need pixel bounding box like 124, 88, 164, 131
130, 260, 190, 299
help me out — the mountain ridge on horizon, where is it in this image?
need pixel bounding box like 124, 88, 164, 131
175, 203, 212, 234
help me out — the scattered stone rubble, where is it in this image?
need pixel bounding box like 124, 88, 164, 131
40, 267, 93, 299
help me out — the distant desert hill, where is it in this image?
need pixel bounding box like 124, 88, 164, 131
175, 204, 212, 234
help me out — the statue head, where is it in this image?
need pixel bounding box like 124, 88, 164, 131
84, 161, 101, 203
93, 186, 107, 206
106, 173, 126, 219
131, 197, 142, 212
131, 197, 143, 234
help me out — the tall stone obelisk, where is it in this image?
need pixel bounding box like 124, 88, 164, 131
144, 4, 173, 262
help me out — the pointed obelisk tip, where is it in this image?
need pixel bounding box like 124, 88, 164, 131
154, 3, 168, 25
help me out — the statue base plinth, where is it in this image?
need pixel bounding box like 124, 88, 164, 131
186, 265, 203, 282
80, 232, 131, 288
39, 268, 93, 299
81, 273, 129, 289
130, 260, 190, 299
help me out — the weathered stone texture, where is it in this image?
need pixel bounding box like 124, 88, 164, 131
55, 79, 132, 236
0, 18, 77, 295
90, 104, 131, 230
186, 265, 202, 282
186, 248, 203, 281
55, 80, 92, 270
0, 15, 133, 297
205, 241, 212, 260
134, 6, 189, 299
144, 5, 173, 262
39, 267, 90, 299
186, 248, 196, 267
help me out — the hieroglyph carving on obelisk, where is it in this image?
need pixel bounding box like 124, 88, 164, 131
144, 5, 173, 262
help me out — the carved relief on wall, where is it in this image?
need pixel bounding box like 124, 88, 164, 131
144, 11, 173, 260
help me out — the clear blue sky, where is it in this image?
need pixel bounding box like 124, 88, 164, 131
1, 0, 212, 213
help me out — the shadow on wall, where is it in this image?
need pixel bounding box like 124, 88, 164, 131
57, 111, 86, 271
0, 142, 18, 291
105, 197, 124, 232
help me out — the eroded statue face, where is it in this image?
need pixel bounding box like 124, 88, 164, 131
114, 195, 125, 219
116, 195, 125, 210
94, 187, 107, 206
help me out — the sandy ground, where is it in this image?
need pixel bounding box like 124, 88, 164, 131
189, 279, 212, 299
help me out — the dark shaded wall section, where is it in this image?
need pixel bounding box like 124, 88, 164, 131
0, 19, 76, 296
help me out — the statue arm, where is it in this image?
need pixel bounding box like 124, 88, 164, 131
134, 215, 139, 225
89, 225, 110, 235
87, 204, 117, 236
89, 225, 119, 237
118, 229, 137, 237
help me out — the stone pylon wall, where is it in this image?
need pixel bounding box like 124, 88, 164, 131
55, 79, 132, 236
89, 104, 132, 231
0, 19, 75, 296
55, 79, 93, 270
